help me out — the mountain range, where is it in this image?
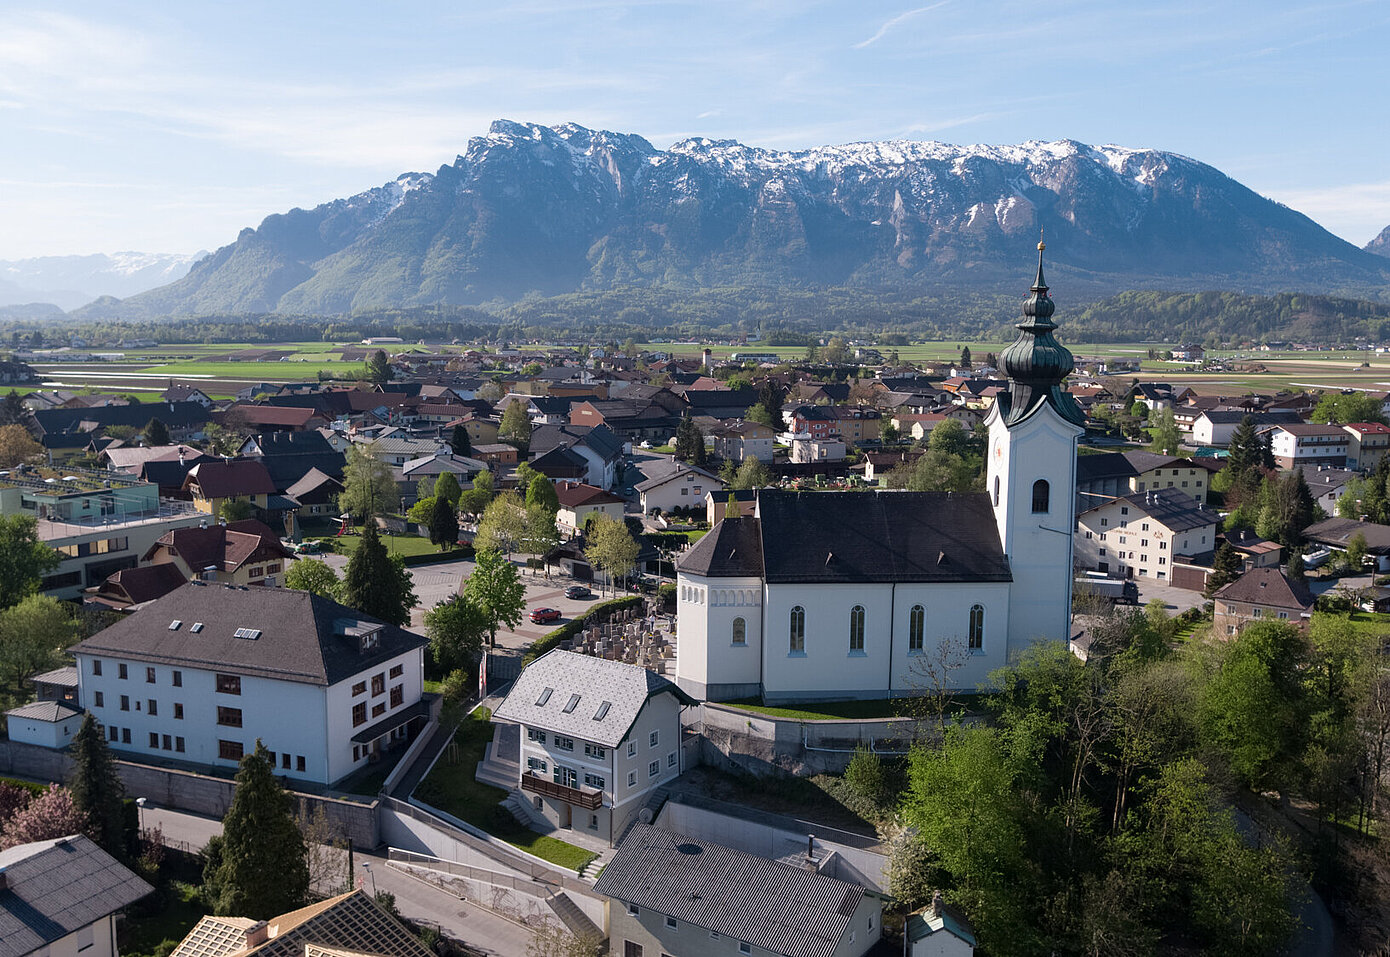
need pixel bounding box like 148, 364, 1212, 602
57, 121, 1390, 319
1, 252, 199, 312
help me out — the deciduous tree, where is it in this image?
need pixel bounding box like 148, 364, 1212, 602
338, 444, 399, 522
0, 784, 92, 850
0, 515, 60, 610
424, 593, 488, 675
499, 402, 532, 451
283, 557, 342, 600
0, 594, 71, 688
0, 424, 43, 468
464, 548, 526, 649
584, 514, 640, 595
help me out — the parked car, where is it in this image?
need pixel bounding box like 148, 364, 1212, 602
295, 540, 321, 554
529, 607, 562, 624
564, 585, 592, 600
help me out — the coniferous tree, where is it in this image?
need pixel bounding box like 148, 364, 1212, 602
1204, 542, 1244, 598
142, 417, 170, 446
206, 742, 309, 919
0, 390, 27, 427
434, 471, 462, 508
68, 713, 126, 858
342, 524, 417, 626
450, 423, 472, 457
428, 497, 459, 548
365, 349, 391, 385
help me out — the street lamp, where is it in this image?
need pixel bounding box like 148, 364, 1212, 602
135, 797, 146, 834
360, 861, 377, 896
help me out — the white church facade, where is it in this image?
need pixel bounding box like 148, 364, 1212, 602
674, 245, 1087, 704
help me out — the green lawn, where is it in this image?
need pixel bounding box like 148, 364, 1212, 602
1344, 612, 1390, 639
414, 712, 597, 873
721, 697, 910, 721
319, 530, 457, 559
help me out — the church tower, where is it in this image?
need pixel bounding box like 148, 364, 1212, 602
984, 241, 1087, 648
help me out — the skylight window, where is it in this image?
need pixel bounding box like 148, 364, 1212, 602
168, 620, 182, 631
563, 694, 581, 714
593, 701, 612, 721
233, 628, 262, 640
190, 622, 204, 633
536, 687, 553, 706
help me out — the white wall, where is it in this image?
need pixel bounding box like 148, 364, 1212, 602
675, 573, 763, 699
641, 471, 722, 513
7, 711, 83, 748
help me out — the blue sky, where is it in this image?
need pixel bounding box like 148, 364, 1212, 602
2, 1, 1387, 259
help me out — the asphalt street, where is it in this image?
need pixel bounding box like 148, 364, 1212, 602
141, 803, 537, 956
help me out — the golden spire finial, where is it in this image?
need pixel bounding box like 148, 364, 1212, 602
1038, 226, 1045, 252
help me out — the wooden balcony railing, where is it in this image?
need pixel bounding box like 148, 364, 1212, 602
521, 772, 603, 809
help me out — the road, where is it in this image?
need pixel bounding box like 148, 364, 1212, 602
143, 803, 537, 956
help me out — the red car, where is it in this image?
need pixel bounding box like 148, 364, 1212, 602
530, 607, 562, 624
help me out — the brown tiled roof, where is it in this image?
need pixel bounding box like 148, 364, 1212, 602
183, 460, 278, 499
1213, 567, 1313, 610
145, 519, 293, 572
554, 481, 624, 508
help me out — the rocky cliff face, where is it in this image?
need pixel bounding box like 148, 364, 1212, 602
91, 121, 1389, 317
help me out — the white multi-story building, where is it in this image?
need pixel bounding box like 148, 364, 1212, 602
488, 650, 695, 845
70, 582, 429, 785
1075, 488, 1220, 581
675, 247, 1085, 703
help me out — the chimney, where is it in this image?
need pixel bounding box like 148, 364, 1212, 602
932, 890, 944, 919
245, 921, 269, 947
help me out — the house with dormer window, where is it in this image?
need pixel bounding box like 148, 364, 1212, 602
483, 650, 695, 845
69, 582, 428, 785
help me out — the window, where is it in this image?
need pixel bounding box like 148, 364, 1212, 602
147, 699, 157, 716
584, 743, 607, 759
908, 604, 925, 652
649, 730, 659, 748
352, 681, 366, 696
732, 617, 746, 645
1120, 506, 1129, 515
555, 736, 575, 751
282, 754, 290, 769
93, 691, 103, 708
122, 728, 131, 744
789, 605, 805, 653
352, 703, 367, 727
1099, 548, 1107, 556
1142, 522, 1150, 531
848, 605, 865, 652
563, 694, 581, 714
174, 703, 183, 720
175, 737, 185, 753
968, 604, 984, 651
108, 725, 117, 741
554, 766, 577, 788
150, 732, 159, 748
528, 757, 548, 772
146, 667, 157, 683
668, 752, 677, 768
585, 772, 606, 789
118, 663, 128, 680
627, 771, 637, 787
248, 566, 263, 578
217, 707, 243, 728
172, 670, 182, 687
992, 475, 1000, 507
666, 916, 678, 929
649, 760, 660, 778
740, 944, 752, 956
215, 674, 241, 695
390, 664, 403, 678
219, 740, 243, 761
627, 740, 636, 758
1031, 479, 1050, 513
528, 729, 547, 744
371, 674, 386, 696
91, 659, 102, 676
297, 756, 305, 772
120, 695, 129, 712
1252, 607, 1263, 618
372, 703, 386, 718
390, 685, 403, 707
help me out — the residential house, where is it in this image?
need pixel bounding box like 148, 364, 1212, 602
160, 385, 214, 407
181, 460, 279, 519
1189, 410, 1303, 447
485, 651, 695, 844
1303, 516, 1390, 571
528, 424, 623, 490
709, 420, 775, 464
595, 824, 882, 957
171, 889, 432, 957
236, 431, 346, 492
71, 582, 429, 784
570, 397, 679, 444
1223, 528, 1283, 569
221, 403, 329, 434
1296, 466, 1357, 515
29, 401, 210, 449
0, 465, 204, 600
859, 448, 924, 484
636, 460, 726, 515
1075, 488, 1219, 581
825, 405, 882, 445
394, 452, 486, 508
1343, 422, 1390, 471
790, 435, 846, 464
0, 835, 153, 957
1075, 451, 1209, 511
706, 488, 758, 524
555, 481, 626, 537
362, 436, 446, 467
1212, 567, 1314, 637
1260, 423, 1348, 469
86, 564, 188, 611
472, 443, 521, 470
143, 519, 294, 588
285, 468, 345, 520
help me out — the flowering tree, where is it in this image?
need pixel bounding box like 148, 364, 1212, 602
0, 784, 92, 849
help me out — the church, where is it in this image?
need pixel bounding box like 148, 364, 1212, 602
674, 245, 1086, 704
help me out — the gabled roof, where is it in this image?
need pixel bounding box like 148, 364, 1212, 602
678, 517, 763, 578
92, 562, 188, 607
756, 490, 1010, 585
72, 582, 427, 687
554, 481, 624, 509
595, 824, 866, 957
1213, 567, 1313, 610
1305, 516, 1390, 554
183, 460, 277, 499
285, 467, 345, 500
145, 519, 293, 572
172, 890, 431, 957
0, 835, 153, 957
493, 650, 695, 748
529, 423, 623, 461
634, 460, 723, 492
1344, 422, 1390, 435
1080, 487, 1218, 533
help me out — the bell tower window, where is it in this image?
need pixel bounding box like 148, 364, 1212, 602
1031, 479, 1050, 514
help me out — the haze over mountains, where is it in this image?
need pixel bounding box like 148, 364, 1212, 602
0, 252, 199, 312
26, 121, 1390, 320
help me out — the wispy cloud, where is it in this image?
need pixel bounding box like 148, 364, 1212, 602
1270, 180, 1390, 245
853, 1, 952, 49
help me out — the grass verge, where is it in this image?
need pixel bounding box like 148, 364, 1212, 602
414, 711, 597, 873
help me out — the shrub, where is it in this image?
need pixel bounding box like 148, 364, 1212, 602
843, 745, 887, 806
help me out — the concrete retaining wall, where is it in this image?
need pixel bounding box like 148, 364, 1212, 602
0, 739, 379, 847
697, 703, 932, 776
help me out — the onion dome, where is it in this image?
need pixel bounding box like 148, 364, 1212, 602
998, 240, 1087, 427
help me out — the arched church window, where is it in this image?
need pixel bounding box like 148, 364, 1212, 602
789, 606, 805, 653
993, 476, 1001, 507
849, 605, 865, 652
1032, 479, 1050, 514
969, 604, 984, 650
908, 604, 925, 652
732, 617, 746, 645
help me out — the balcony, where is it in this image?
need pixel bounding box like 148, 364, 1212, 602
521, 772, 603, 809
